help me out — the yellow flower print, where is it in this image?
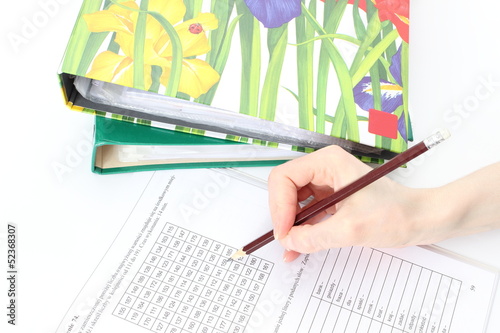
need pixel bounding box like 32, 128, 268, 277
162, 58, 220, 100
155, 12, 220, 97
83, 1, 138, 35
83, 0, 220, 98
155, 13, 218, 58
86, 51, 153, 89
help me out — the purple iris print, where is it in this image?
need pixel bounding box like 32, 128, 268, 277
353, 46, 408, 141
389, 45, 402, 86
352, 77, 403, 114
397, 111, 407, 142
244, 0, 302, 28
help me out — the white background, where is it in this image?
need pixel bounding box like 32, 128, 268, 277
1, 0, 499, 332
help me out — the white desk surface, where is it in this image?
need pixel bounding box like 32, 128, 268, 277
1, 1, 499, 332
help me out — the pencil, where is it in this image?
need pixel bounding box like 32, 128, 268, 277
231, 129, 451, 260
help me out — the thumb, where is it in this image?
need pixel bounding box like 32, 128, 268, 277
279, 217, 345, 254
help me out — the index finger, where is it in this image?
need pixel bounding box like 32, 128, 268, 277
268, 146, 343, 240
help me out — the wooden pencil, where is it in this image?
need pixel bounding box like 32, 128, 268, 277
231, 129, 451, 260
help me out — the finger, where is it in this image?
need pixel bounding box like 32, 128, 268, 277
279, 215, 355, 253
299, 195, 339, 217
268, 151, 338, 240
297, 186, 314, 203
268, 166, 301, 240
297, 184, 335, 203
280, 213, 330, 262
283, 249, 301, 262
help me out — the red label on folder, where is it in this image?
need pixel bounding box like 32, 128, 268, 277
368, 108, 398, 139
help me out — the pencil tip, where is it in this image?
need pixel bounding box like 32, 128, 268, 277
231, 249, 246, 260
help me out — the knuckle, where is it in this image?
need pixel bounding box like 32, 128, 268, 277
267, 166, 281, 183
323, 145, 348, 160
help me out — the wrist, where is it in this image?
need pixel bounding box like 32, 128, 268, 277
404, 186, 466, 245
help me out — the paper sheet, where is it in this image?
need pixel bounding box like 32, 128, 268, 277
56, 169, 498, 333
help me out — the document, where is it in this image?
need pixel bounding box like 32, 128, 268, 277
56, 169, 498, 333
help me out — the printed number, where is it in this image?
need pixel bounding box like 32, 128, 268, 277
149, 255, 158, 264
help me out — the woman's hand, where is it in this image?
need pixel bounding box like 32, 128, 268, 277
268, 146, 500, 262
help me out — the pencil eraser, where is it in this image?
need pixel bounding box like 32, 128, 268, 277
424, 128, 451, 149
437, 128, 451, 140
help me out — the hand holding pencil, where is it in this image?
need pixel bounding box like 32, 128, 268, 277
268, 144, 431, 262
265, 131, 500, 263
232, 130, 500, 262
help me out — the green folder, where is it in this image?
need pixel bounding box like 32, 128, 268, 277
92, 117, 304, 174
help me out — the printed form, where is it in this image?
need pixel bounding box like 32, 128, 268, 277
56, 169, 498, 333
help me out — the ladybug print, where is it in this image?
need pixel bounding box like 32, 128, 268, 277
189, 23, 203, 34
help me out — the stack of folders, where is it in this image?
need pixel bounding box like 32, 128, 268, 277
92, 116, 305, 174
60, 0, 413, 174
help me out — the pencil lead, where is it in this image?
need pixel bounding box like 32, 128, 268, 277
231, 249, 246, 260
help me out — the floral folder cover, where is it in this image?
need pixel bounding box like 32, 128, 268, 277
60, 0, 412, 161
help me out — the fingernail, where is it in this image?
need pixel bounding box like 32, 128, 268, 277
283, 250, 290, 262
273, 229, 281, 240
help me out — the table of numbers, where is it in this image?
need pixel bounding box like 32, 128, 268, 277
113, 222, 273, 333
